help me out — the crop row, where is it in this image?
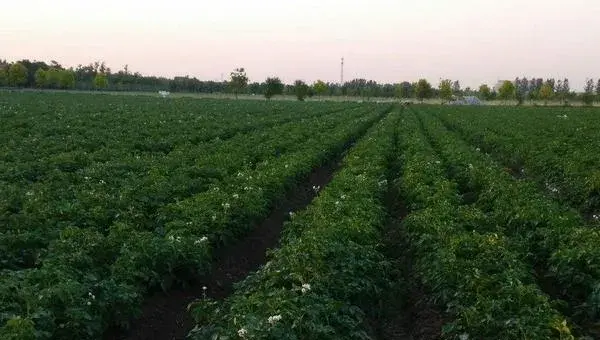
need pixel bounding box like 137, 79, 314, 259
186, 110, 399, 339
1, 94, 360, 246
1, 102, 373, 271
395, 109, 573, 339
0, 98, 389, 339
0, 93, 359, 165
415, 107, 600, 337
432, 105, 600, 219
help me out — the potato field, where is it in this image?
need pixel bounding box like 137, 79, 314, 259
1, 92, 600, 340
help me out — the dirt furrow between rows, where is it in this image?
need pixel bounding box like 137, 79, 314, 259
105, 109, 391, 340
375, 111, 443, 340
107, 162, 338, 340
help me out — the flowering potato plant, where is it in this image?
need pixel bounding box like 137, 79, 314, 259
434, 105, 600, 223
418, 108, 600, 332
0, 92, 389, 338
395, 110, 573, 339
188, 113, 399, 339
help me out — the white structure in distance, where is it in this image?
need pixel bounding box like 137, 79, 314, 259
158, 91, 170, 98
448, 96, 482, 105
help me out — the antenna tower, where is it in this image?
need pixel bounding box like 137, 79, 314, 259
340, 57, 344, 85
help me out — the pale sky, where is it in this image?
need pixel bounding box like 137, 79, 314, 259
2, 0, 599, 90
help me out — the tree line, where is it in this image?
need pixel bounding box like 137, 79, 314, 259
1, 58, 600, 104
489, 77, 597, 105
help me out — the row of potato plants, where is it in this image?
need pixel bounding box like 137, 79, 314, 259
432, 105, 600, 219
1, 102, 371, 271
0, 102, 390, 339
395, 109, 573, 339
0, 93, 359, 167
0, 95, 337, 191
0, 94, 357, 224
186, 110, 399, 339
416, 108, 600, 336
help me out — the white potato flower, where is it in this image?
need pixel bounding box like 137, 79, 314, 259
268, 314, 282, 325
301, 283, 311, 293
237, 328, 248, 337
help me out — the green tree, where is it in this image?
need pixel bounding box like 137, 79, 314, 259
539, 83, 554, 105
478, 84, 491, 100
452, 80, 461, 96
415, 79, 433, 102
247, 82, 262, 95
312, 80, 328, 97
8, 63, 28, 87
596, 79, 600, 102
527, 79, 537, 101
294, 80, 309, 101
93, 73, 108, 89
0, 67, 7, 86
439, 79, 452, 102
562, 78, 570, 104
490, 90, 498, 100
583, 78, 595, 105
498, 80, 515, 102
34, 68, 47, 88
396, 81, 412, 99
514, 77, 528, 105
45, 68, 61, 88
229, 67, 248, 99
59, 69, 76, 89
264, 77, 284, 99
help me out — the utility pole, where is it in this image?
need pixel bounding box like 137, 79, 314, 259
340, 57, 344, 85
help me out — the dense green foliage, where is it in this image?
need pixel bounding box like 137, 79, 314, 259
395, 109, 572, 339
34, 68, 76, 89
0, 92, 388, 339
189, 112, 397, 339
93, 73, 108, 89
187, 104, 600, 339
438, 79, 453, 102
229, 68, 248, 99
264, 77, 284, 99
428, 106, 600, 332
435, 105, 600, 218
293, 80, 309, 101
7, 63, 28, 87
3, 93, 600, 339
478, 84, 491, 100
414, 79, 433, 102
407, 105, 600, 338
498, 80, 516, 100
0, 67, 7, 86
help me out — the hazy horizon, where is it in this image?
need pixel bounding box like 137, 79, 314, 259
3, 0, 599, 90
